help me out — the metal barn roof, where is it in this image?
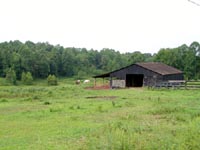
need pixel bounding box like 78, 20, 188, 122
136, 62, 182, 75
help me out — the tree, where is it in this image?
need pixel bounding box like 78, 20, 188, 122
190, 41, 200, 79
128, 51, 145, 64
47, 74, 58, 85
21, 72, 33, 85
0, 40, 199, 80
6, 68, 16, 85
61, 48, 76, 76
11, 52, 22, 79
154, 44, 197, 80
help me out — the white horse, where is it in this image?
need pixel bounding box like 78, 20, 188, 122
83, 79, 90, 83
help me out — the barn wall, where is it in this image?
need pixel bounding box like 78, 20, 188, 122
163, 73, 184, 81
112, 80, 126, 88
143, 75, 163, 87
110, 64, 163, 87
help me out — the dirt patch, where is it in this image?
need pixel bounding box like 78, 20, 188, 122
86, 96, 117, 100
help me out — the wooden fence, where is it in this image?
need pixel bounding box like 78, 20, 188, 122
185, 80, 200, 89
154, 80, 200, 89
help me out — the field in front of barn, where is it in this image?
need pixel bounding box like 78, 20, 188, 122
1, 78, 200, 150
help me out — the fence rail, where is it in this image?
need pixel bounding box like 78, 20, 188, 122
154, 80, 200, 89
185, 80, 200, 89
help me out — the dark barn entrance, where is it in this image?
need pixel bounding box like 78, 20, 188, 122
126, 74, 144, 87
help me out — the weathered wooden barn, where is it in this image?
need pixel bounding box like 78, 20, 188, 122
94, 62, 184, 88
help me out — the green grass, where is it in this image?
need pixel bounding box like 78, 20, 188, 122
1, 78, 200, 149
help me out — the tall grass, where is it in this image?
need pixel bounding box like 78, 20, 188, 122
1, 78, 200, 149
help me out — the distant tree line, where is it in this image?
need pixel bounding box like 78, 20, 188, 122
0, 40, 199, 80
154, 42, 200, 80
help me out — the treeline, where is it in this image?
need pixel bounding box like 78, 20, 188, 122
0, 40, 131, 79
0, 40, 199, 80
154, 42, 200, 80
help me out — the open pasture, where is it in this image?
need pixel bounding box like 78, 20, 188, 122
1, 79, 200, 150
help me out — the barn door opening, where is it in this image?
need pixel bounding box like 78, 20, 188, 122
126, 74, 144, 87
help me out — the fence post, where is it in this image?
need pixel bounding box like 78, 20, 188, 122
185, 81, 187, 89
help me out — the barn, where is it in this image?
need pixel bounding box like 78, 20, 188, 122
93, 62, 184, 88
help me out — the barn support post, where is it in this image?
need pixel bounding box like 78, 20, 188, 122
110, 77, 112, 89
94, 78, 96, 87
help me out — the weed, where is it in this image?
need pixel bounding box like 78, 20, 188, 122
124, 101, 135, 107
33, 95, 40, 100
48, 91, 52, 95
70, 116, 79, 121
122, 97, 127, 99
69, 106, 74, 110
0, 99, 8, 102
157, 96, 160, 102
116, 105, 122, 108
23, 97, 32, 101
150, 106, 185, 115
44, 101, 51, 105
112, 101, 115, 107
190, 111, 200, 120
49, 107, 62, 112
97, 105, 103, 112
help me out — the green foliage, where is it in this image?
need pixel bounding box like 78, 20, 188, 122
44, 101, 51, 105
0, 40, 148, 79
128, 51, 145, 64
47, 74, 58, 85
0, 40, 200, 80
5, 68, 17, 85
154, 42, 200, 80
21, 72, 33, 85
77, 70, 87, 79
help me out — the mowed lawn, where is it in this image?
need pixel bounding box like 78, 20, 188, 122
1, 80, 200, 150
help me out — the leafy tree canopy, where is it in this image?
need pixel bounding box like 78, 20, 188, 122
0, 40, 199, 80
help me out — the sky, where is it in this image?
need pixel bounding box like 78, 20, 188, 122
0, 0, 200, 54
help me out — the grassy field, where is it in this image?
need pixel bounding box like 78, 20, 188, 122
1, 78, 200, 150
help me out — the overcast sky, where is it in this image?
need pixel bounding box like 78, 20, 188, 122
0, 0, 200, 53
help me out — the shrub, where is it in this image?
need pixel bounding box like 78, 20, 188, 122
0, 99, 8, 103
21, 72, 33, 85
6, 68, 17, 85
47, 74, 58, 86
44, 101, 51, 105
112, 101, 116, 107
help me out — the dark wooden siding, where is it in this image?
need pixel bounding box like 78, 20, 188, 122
110, 64, 164, 86
163, 73, 184, 81
109, 64, 184, 87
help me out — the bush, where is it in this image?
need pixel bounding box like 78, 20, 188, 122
47, 74, 58, 86
21, 72, 33, 85
6, 68, 17, 85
